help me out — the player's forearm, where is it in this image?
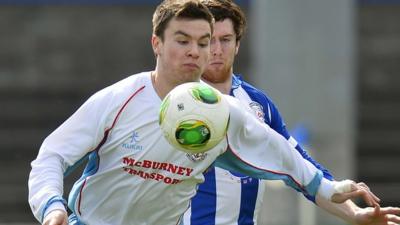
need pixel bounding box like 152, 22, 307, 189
316, 194, 359, 225
28, 148, 67, 222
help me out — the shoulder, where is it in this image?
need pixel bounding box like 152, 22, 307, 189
232, 74, 285, 125
232, 74, 275, 110
102, 72, 150, 96
78, 72, 151, 121
233, 75, 274, 104
90, 72, 150, 103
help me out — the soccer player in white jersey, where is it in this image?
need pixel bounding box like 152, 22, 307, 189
183, 0, 400, 225
28, 1, 398, 225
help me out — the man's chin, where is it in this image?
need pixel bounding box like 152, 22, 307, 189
180, 71, 202, 82
202, 70, 228, 81
201, 75, 219, 83
208, 64, 224, 71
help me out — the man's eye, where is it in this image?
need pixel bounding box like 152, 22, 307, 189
177, 40, 188, 45
199, 42, 209, 48
222, 38, 232, 43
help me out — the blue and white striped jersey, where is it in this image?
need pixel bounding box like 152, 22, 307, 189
184, 74, 334, 225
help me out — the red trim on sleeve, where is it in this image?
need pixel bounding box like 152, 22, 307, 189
226, 135, 306, 192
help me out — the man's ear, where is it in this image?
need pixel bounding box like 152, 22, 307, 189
235, 41, 240, 55
152, 35, 161, 57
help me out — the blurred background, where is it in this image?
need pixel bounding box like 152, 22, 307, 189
0, 0, 399, 224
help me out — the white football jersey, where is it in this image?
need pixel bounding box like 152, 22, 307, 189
28, 72, 335, 225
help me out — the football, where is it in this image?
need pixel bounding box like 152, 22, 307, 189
159, 82, 230, 154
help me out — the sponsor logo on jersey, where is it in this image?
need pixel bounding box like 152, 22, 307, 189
186, 152, 207, 162
249, 101, 265, 122
122, 157, 194, 185
121, 131, 143, 153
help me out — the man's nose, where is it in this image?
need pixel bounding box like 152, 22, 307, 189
211, 40, 222, 56
187, 43, 200, 58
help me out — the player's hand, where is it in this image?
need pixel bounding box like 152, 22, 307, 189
42, 209, 68, 225
353, 205, 400, 225
331, 180, 381, 207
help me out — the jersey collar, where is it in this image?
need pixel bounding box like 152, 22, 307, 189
231, 74, 243, 91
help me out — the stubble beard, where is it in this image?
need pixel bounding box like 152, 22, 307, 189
203, 67, 231, 83
177, 68, 202, 84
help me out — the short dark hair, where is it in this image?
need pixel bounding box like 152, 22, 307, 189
153, 0, 215, 40
201, 0, 246, 41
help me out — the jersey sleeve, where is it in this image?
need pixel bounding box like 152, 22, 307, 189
241, 82, 334, 182
266, 100, 334, 182
215, 96, 336, 202
28, 88, 116, 223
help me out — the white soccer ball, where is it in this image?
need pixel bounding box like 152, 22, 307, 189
159, 82, 230, 154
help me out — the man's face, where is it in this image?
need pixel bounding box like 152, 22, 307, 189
153, 18, 212, 84
202, 19, 239, 83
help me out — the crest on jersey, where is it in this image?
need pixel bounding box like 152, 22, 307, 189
186, 152, 207, 162
249, 102, 265, 122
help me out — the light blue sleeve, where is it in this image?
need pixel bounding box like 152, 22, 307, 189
215, 149, 323, 200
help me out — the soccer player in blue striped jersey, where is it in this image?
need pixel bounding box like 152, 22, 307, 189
184, 0, 400, 225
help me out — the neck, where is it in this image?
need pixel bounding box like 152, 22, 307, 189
202, 75, 232, 95
151, 70, 173, 100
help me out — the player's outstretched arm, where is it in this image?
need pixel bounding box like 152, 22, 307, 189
218, 96, 382, 206
218, 96, 332, 200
